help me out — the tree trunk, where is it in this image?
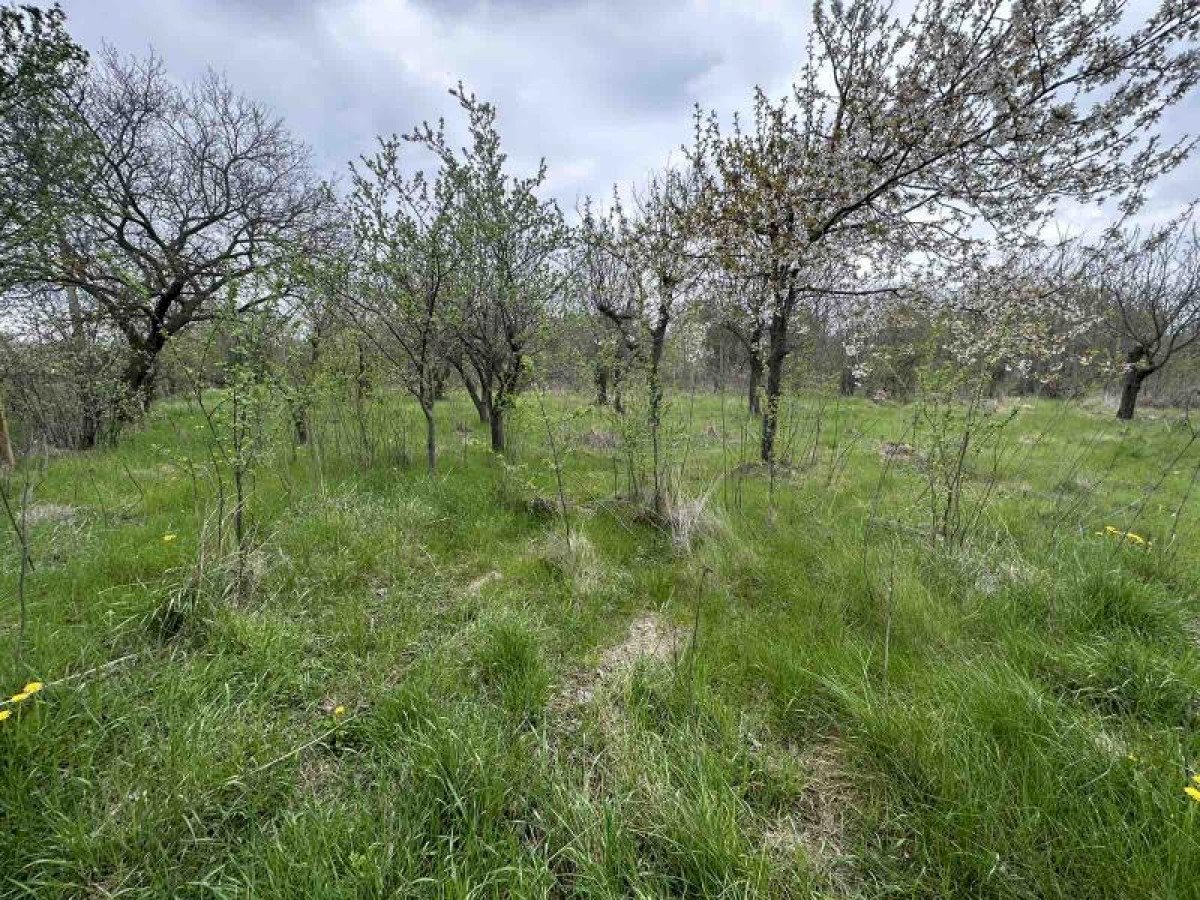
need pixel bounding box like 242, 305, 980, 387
760, 304, 790, 463
839, 365, 857, 397
422, 401, 437, 472
489, 404, 506, 453
66, 284, 86, 344
594, 363, 610, 406
456, 361, 489, 424
0, 388, 16, 469
647, 312, 670, 515
354, 338, 371, 399
748, 354, 762, 415
292, 406, 309, 446
1117, 367, 1148, 420
1116, 346, 1152, 421
986, 359, 1007, 399
747, 327, 764, 416
122, 350, 158, 417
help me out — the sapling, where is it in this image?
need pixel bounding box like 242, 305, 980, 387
188, 294, 285, 602
531, 366, 583, 551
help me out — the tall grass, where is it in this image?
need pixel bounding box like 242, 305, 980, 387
1, 389, 1197, 897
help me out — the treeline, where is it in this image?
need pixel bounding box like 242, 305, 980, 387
2, 1, 1200, 474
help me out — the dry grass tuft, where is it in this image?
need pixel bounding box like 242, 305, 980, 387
24, 502, 77, 525
467, 570, 503, 595
581, 428, 619, 450
664, 486, 725, 553
553, 613, 684, 709
762, 737, 859, 895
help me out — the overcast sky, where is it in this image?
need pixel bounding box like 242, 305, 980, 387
54, 0, 1200, 232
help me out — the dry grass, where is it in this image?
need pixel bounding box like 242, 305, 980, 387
554, 613, 684, 709
763, 737, 859, 896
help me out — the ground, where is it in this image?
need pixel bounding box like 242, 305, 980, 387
1, 389, 1198, 898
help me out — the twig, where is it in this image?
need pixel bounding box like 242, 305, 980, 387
0, 651, 143, 706
226, 715, 357, 786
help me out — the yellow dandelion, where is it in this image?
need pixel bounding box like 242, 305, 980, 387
1105, 525, 1121, 534
333, 705, 346, 717
1126, 754, 1139, 762
162, 533, 177, 543
22, 681, 43, 695
1193, 773, 1200, 786
0, 709, 10, 722
1125, 532, 1146, 545
1186, 785, 1200, 803
10, 692, 30, 703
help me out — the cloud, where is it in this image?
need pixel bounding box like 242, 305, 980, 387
52, 0, 1200, 228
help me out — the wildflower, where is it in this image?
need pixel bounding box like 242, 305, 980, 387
162, 533, 177, 543
10, 692, 29, 703
1187, 785, 1200, 803
22, 682, 43, 695
0, 710, 10, 722
333, 705, 346, 717
1099, 525, 1149, 547
1193, 773, 1200, 786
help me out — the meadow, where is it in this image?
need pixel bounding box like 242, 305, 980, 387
1, 389, 1199, 899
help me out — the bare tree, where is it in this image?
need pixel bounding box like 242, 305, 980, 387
692, 0, 1200, 462
41, 49, 329, 423
413, 86, 568, 454
347, 134, 459, 472
1097, 216, 1200, 419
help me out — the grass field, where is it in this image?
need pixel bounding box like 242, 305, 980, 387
2, 389, 1199, 898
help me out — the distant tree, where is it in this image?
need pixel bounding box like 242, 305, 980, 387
584, 171, 705, 512
412, 86, 568, 454
692, 0, 1200, 463
43, 49, 329, 422
1097, 216, 1200, 419
347, 134, 460, 472
707, 268, 768, 414
575, 200, 635, 410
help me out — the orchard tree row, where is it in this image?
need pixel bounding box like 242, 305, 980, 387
3, 0, 1200, 476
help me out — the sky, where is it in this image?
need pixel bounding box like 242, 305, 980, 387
52, 0, 1200, 233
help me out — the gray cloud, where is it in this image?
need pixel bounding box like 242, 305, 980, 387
52, 0, 1200, 231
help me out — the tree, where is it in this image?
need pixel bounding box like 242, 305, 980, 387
578, 197, 640, 412
583, 171, 704, 512
347, 134, 460, 472
693, 0, 1200, 463
0, 2, 88, 289
1, 2, 90, 467
707, 268, 769, 414
1097, 216, 1200, 419
44, 49, 329, 422
413, 86, 568, 454
575, 200, 633, 410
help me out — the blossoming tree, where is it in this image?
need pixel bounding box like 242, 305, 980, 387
691, 0, 1200, 462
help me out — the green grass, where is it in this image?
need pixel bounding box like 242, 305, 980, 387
1, 388, 1199, 898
